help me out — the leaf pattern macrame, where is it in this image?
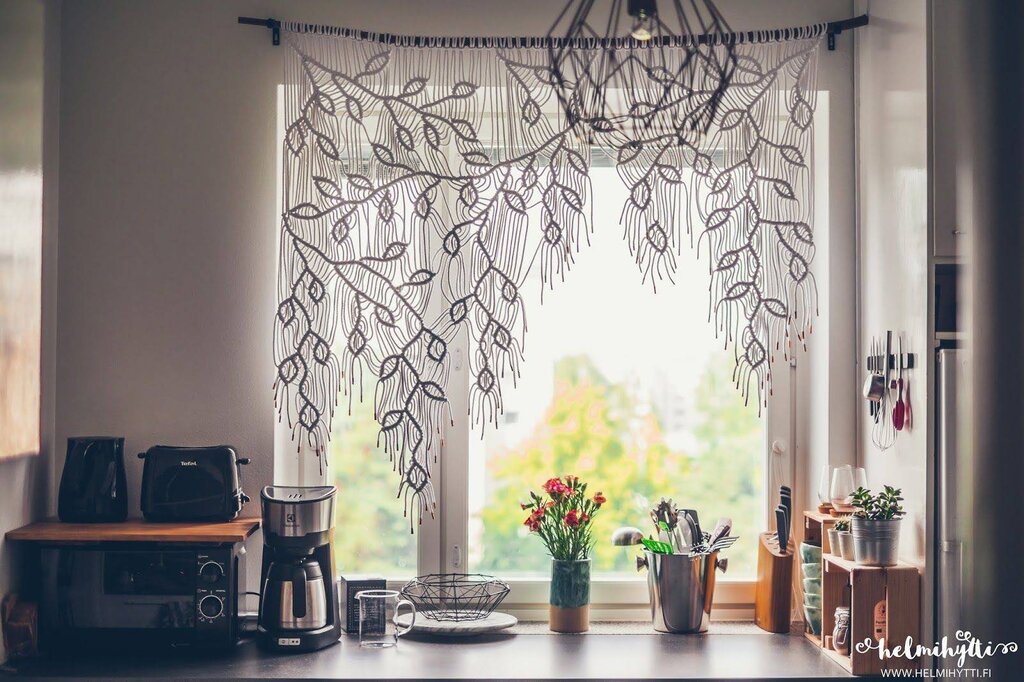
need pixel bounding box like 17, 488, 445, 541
274, 25, 823, 523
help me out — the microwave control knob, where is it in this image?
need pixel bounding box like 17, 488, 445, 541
199, 561, 225, 584
199, 594, 224, 619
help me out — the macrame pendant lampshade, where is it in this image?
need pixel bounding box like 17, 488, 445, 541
547, 0, 737, 141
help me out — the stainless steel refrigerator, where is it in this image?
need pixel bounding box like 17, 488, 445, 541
936, 348, 966, 663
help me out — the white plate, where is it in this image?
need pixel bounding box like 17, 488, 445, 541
395, 611, 517, 637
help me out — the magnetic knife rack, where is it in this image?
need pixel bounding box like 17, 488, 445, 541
866, 351, 916, 373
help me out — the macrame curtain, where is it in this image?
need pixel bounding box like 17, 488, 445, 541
274, 23, 823, 522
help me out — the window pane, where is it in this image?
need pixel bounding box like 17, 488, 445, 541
467, 166, 764, 579
330, 398, 417, 577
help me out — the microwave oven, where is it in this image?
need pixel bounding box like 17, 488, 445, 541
39, 544, 245, 650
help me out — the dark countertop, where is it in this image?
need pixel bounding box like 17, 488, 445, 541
7, 630, 849, 680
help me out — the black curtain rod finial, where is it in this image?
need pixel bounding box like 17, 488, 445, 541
238, 16, 280, 45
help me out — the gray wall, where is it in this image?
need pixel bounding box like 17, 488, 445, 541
854, 0, 929, 566
54, 0, 856, 591
0, 0, 58, 664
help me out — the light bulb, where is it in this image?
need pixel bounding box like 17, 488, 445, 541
631, 24, 652, 41
630, 13, 653, 41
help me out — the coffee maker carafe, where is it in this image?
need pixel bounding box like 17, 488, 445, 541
258, 485, 341, 651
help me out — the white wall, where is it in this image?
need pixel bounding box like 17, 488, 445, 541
854, 0, 929, 566
55, 0, 857, 589
0, 0, 58, 664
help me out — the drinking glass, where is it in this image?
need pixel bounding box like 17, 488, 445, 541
355, 589, 416, 648
817, 465, 832, 505
830, 466, 867, 511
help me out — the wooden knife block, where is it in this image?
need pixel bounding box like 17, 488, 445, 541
754, 532, 793, 633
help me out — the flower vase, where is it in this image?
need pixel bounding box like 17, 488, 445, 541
549, 558, 590, 633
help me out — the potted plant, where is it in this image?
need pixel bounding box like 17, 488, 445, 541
833, 516, 855, 560
850, 485, 905, 566
521, 475, 606, 633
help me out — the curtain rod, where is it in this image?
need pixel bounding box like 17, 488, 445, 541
238, 14, 867, 51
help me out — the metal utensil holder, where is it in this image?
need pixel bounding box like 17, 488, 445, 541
637, 550, 728, 633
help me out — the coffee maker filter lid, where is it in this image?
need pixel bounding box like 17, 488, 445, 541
261, 485, 336, 503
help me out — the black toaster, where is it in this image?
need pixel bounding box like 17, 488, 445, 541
138, 445, 251, 522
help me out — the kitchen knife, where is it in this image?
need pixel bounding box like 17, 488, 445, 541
775, 505, 789, 552
779, 487, 792, 538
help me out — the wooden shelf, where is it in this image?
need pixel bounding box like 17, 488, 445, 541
800, 512, 921, 676
5, 517, 260, 545
821, 646, 853, 673
823, 552, 918, 576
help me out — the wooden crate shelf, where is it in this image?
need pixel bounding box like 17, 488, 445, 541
800, 512, 921, 676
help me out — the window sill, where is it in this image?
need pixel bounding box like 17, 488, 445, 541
384, 578, 756, 622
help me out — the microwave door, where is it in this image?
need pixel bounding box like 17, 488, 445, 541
48, 549, 196, 630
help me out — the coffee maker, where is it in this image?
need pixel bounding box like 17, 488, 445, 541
258, 485, 341, 652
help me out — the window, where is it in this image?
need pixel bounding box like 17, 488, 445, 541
330, 399, 418, 577
465, 164, 766, 580
275, 96, 811, 610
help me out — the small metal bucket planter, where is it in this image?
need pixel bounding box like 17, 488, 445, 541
851, 517, 902, 566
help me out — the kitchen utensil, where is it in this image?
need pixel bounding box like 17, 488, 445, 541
775, 506, 789, 551
682, 512, 702, 552
706, 536, 738, 553
708, 518, 732, 548
893, 335, 906, 430
355, 589, 416, 648
611, 526, 645, 546
780, 488, 792, 532
637, 550, 727, 633
640, 537, 673, 554
340, 576, 387, 633
874, 332, 898, 449
863, 336, 886, 402
681, 509, 703, 541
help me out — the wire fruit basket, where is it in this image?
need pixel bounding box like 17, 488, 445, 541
400, 573, 510, 622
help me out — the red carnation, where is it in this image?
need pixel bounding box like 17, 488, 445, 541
592, 492, 607, 507
564, 509, 581, 527
543, 477, 571, 498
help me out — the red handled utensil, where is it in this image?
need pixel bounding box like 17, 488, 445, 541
893, 335, 906, 431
